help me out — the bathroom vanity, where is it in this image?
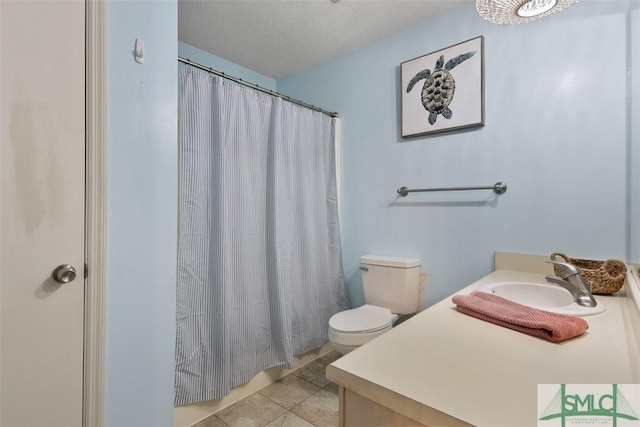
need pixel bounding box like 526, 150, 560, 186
326, 254, 640, 426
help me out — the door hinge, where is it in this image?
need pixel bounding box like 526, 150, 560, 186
84, 262, 88, 279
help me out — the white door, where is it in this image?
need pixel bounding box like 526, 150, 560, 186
1, 1, 86, 425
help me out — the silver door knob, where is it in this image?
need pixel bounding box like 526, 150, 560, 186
52, 264, 77, 284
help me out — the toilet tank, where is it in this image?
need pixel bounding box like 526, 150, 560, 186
360, 255, 421, 314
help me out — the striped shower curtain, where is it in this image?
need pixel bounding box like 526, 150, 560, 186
175, 67, 349, 406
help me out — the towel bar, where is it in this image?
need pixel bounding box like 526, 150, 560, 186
397, 182, 507, 197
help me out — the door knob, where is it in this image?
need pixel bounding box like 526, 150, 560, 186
52, 264, 77, 284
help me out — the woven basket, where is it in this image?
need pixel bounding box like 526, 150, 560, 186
550, 252, 627, 295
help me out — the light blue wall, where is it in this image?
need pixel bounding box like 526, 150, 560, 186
101, 1, 637, 421
278, 2, 632, 308
631, 6, 640, 263
106, 1, 177, 425
178, 41, 276, 90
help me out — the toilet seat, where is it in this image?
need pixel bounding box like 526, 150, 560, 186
329, 304, 395, 333
328, 305, 398, 348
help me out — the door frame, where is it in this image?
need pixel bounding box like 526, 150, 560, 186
85, 0, 107, 424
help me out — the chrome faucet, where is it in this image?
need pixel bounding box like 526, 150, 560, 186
545, 260, 597, 307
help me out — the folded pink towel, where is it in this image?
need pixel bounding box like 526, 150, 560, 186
452, 291, 588, 343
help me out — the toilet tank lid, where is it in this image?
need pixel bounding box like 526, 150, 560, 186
360, 255, 420, 268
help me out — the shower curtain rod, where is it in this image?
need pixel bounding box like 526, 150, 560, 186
178, 57, 339, 118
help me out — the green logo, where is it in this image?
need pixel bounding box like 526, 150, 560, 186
539, 384, 639, 426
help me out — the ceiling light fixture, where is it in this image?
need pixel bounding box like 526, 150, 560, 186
475, 0, 578, 25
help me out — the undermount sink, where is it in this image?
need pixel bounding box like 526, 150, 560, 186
475, 282, 606, 316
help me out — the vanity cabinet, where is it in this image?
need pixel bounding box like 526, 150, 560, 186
327, 268, 640, 427
339, 387, 425, 427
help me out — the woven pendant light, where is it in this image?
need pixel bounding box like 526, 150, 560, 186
476, 0, 579, 25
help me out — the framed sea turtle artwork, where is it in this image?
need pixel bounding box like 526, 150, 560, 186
401, 36, 484, 137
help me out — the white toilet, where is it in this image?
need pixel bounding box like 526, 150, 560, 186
328, 255, 421, 354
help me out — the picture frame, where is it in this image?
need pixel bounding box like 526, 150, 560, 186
401, 36, 484, 138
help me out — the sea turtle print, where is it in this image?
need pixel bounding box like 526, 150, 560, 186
406, 51, 476, 125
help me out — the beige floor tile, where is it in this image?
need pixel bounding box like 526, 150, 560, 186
259, 375, 320, 409
291, 389, 339, 427
317, 351, 341, 366
265, 412, 315, 427
215, 393, 287, 427
194, 415, 229, 427
292, 359, 330, 387
323, 382, 339, 395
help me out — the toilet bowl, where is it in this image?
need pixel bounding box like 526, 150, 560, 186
328, 304, 398, 354
328, 255, 421, 354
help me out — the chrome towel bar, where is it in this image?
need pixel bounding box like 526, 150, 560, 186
397, 182, 507, 197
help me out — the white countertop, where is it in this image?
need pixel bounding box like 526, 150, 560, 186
327, 269, 640, 427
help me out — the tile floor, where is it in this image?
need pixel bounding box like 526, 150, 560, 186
194, 351, 342, 427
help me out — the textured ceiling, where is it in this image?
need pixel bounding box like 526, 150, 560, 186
178, 0, 472, 79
